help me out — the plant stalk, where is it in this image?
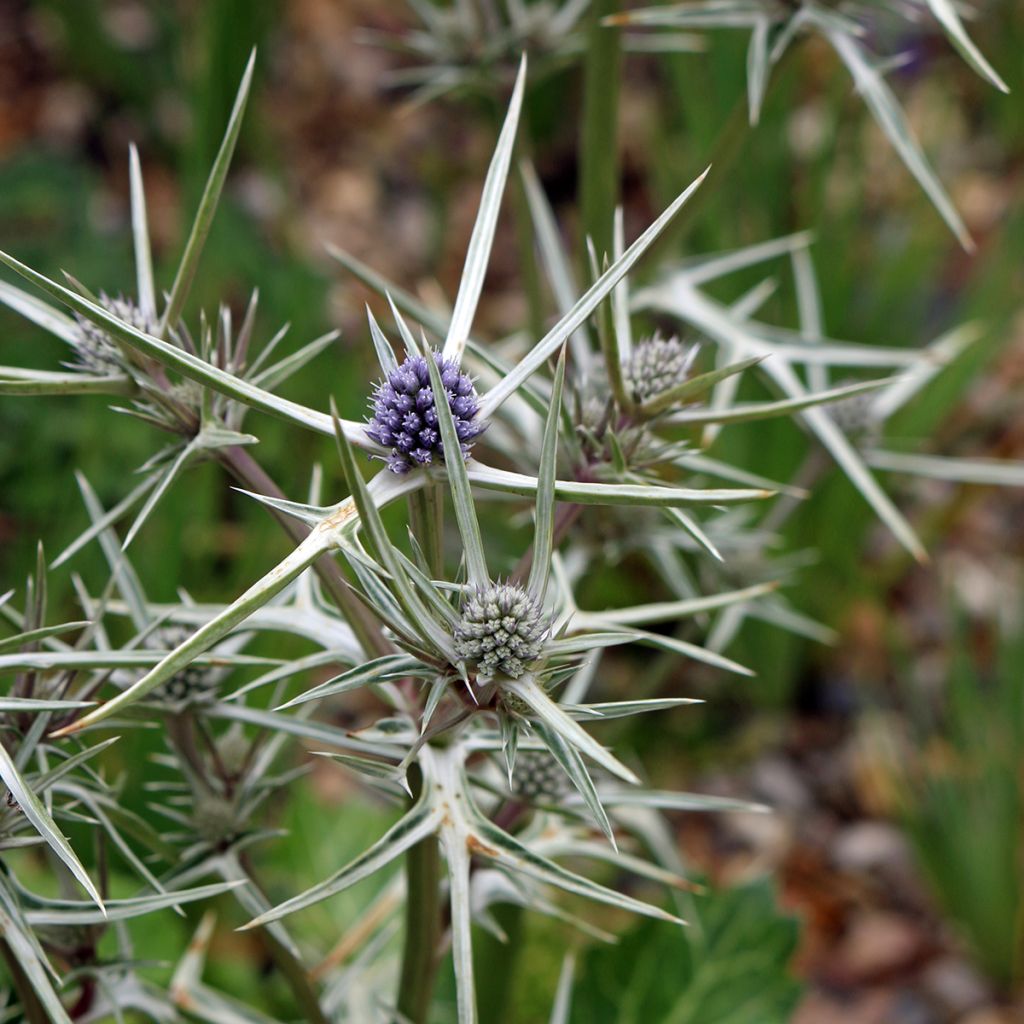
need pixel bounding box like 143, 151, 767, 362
239, 854, 331, 1024
396, 764, 442, 1024
0, 939, 51, 1024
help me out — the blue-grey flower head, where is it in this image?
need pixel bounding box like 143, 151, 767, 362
71, 294, 155, 375
511, 750, 569, 801
624, 333, 697, 404
826, 379, 880, 442
366, 351, 486, 474
454, 582, 548, 680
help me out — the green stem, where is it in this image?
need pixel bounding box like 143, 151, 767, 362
579, 0, 622, 263
473, 903, 525, 1024
0, 939, 51, 1024
396, 765, 442, 1024
239, 854, 331, 1024
408, 484, 445, 579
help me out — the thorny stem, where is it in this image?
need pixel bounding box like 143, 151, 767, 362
396, 764, 442, 1024
0, 939, 50, 1024
216, 444, 392, 659
239, 853, 331, 1024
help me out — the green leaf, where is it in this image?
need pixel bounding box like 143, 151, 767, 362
640, 356, 762, 416
0, 366, 133, 396
24, 881, 245, 926
501, 673, 639, 785
128, 144, 156, 318
468, 463, 772, 508
276, 654, 422, 709
821, 20, 972, 250
241, 802, 440, 928
330, 401, 452, 656
0, 621, 89, 654
924, 0, 1008, 92
569, 878, 801, 1024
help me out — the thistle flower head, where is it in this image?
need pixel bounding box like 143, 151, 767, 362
510, 750, 569, 801
366, 351, 485, 473
826, 380, 881, 441
71, 294, 155, 375
453, 582, 548, 680
623, 333, 696, 404
150, 627, 217, 709
191, 793, 240, 844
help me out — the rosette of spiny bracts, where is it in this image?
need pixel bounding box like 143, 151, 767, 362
331, 159, 942, 646
608, 0, 1009, 249
362, 0, 592, 105
0, 559, 265, 1021
233, 701, 768, 1024
363, 0, 703, 108
0, 54, 341, 556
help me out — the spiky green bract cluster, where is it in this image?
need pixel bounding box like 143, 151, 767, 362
624, 333, 696, 404
511, 750, 570, 802
454, 582, 549, 680
72, 294, 155, 374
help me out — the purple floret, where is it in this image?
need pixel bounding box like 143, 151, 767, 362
366, 351, 486, 473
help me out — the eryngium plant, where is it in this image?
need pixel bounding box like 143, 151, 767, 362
0, 35, 1017, 1024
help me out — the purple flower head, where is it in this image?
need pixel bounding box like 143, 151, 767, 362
366, 351, 486, 473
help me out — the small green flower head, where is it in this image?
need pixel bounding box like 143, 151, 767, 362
826, 380, 880, 441
72, 294, 155, 375
454, 582, 548, 680
511, 750, 569, 802
150, 627, 217, 709
624, 333, 696, 404
191, 793, 240, 844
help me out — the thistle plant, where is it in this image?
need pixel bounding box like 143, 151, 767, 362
0, 11, 1016, 1022
610, 0, 1010, 248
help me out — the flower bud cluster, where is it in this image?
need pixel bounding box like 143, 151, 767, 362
453, 582, 548, 680
624, 334, 696, 404
72, 295, 155, 375
366, 352, 485, 473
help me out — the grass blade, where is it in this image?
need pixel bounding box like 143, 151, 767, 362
161, 52, 256, 333
442, 56, 526, 362
527, 347, 567, 601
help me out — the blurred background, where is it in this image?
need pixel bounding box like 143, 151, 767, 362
0, 1, 1022, 1021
